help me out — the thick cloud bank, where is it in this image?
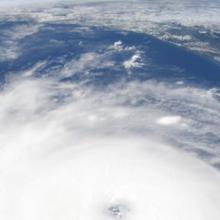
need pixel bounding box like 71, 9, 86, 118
0, 75, 220, 219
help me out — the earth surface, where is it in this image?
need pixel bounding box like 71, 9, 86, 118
0, 1, 220, 220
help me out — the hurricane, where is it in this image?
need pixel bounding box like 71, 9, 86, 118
0, 1, 220, 219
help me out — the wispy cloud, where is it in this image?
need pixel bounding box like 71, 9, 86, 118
0, 23, 41, 61
1, 0, 219, 61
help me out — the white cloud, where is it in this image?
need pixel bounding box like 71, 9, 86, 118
123, 53, 143, 70
0, 1, 220, 219
0, 0, 218, 61
0, 23, 41, 61
161, 33, 192, 42
1, 0, 220, 29
109, 40, 123, 51
0, 74, 220, 219
156, 115, 182, 126
60, 52, 114, 78
0, 0, 219, 60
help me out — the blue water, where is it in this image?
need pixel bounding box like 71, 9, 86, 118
1, 21, 220, 88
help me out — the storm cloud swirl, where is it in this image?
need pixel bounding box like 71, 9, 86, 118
0, 1, 220, 220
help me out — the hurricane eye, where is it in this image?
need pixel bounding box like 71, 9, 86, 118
107, 204, 130, 219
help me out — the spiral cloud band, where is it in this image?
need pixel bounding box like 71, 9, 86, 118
0, 76, 220, 219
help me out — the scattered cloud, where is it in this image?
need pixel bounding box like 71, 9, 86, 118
0, 1, 220, 60
123, 53, 143, 70
60, 52, 114, 78
0, 23, 41, 61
